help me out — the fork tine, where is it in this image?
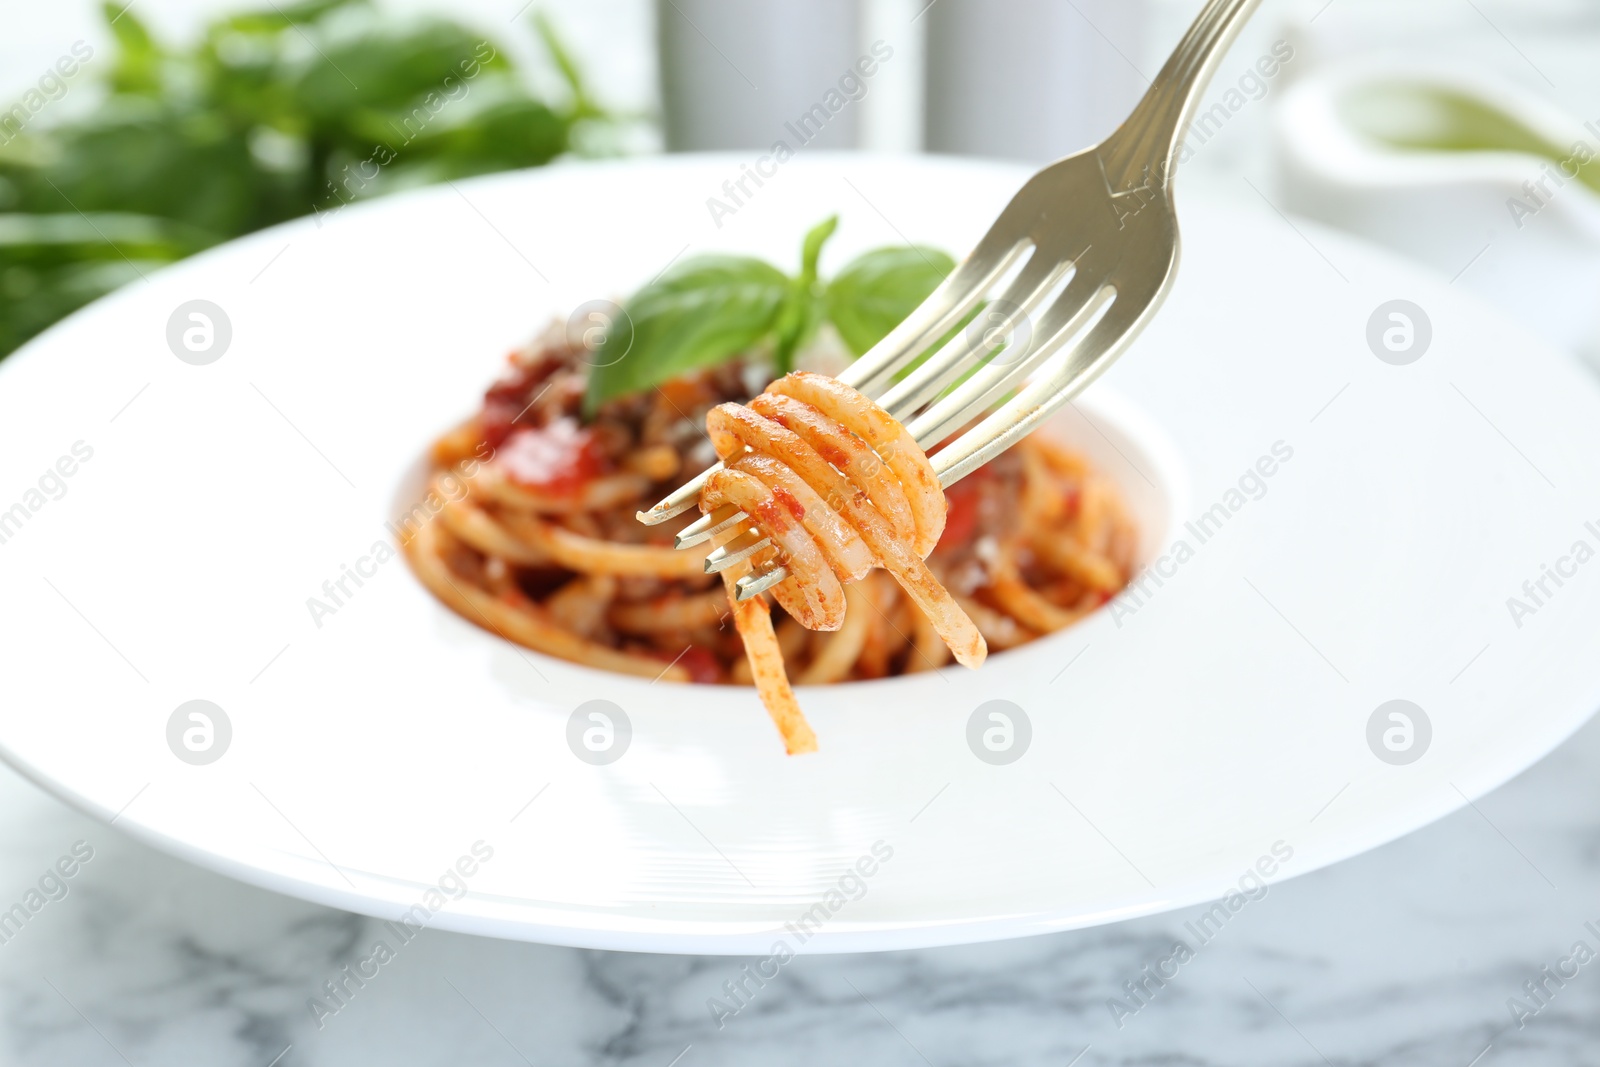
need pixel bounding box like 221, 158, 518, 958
637, 463, 719, 524
840, 235, 1030, 397
876, 252, 1073, 419
707, 252, 1116, 597
705, 529, 770, 574
929, 280, 1164, 487
907, 270, 1114, 448
735, 281, 1154, 601
674, 502, 743, 548
735, 566, 788, 600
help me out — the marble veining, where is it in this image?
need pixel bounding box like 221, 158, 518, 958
0, 712, 1597, 1065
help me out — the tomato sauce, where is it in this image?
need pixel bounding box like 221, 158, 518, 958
939, 463, 995, 547
497, 418, 608, 495
769, 486, 807, 522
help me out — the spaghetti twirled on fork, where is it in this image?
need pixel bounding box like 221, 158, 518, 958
701, 372, 985, 751
401, 328, 1138, 753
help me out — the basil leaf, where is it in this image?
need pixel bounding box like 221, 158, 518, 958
531, 11, 597, 117
797, 214, 837, 286
825, 246, 954, 357
773, 287, 826, 378
0, 2, 597, 361
102, 1, 163, 95
774, 215, 837, 375
583, 254, 791, 415
286, 14, 509, 126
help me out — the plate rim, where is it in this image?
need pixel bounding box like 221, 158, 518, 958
3, 151, 1598, 953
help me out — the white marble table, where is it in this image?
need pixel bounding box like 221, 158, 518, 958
0, 707, 1595, 1067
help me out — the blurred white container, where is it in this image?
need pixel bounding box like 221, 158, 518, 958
657, 0, 864, 151
923, 0, 1146, 161
1275, 63, 1600, 365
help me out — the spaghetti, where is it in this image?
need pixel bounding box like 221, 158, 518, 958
401, 326, 1139, 753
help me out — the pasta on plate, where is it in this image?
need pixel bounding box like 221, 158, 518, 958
401, 326, 1138, 753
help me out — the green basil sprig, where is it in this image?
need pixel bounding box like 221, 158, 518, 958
826, 246, 955, 358
583, 217, 954, 415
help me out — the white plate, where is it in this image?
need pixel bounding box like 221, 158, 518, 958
2, 155, 1598, 954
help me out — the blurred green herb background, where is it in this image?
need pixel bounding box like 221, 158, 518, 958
0, 0, 605, 358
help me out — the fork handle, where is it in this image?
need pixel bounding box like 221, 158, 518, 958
1099, 0, 1264, 192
